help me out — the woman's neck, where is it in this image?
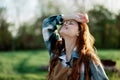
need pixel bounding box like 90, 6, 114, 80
64, 37, 77, 61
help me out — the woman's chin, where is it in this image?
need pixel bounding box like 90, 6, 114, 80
59, 32, 66, 37
59, 30, 65, 35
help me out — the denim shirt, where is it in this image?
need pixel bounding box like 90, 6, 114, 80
42, 15, 109, 80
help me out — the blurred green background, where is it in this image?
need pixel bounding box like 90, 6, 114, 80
0, 0, 120, 80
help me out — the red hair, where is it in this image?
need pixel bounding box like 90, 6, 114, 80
48, 23, 101, 80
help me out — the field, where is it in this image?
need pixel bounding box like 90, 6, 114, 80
0, 50, 120, 80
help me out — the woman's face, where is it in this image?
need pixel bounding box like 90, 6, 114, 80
59, 20, 79, 38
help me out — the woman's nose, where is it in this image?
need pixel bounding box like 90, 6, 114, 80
64, 23, 67, 26
64, 23, 69, 26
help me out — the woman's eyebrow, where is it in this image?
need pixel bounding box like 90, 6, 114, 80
70, 20, 76, 23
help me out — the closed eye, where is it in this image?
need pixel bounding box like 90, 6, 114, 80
69, 21, 74, 25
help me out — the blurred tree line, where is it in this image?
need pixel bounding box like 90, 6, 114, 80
88, 5, 120, 49
0, 4, 120, 51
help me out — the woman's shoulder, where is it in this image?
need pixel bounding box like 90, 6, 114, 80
89, 58, 109, 80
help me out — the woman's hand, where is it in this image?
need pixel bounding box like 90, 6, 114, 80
62, 13, 89, 23
74, 13, 89, 23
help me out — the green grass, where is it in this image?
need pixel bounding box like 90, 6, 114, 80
98, 50, 120, 68
0, 50, 49, 80
0, 50, 120, 80
98, 50, 120, 80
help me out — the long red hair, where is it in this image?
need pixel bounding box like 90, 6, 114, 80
48, 23, 101, 80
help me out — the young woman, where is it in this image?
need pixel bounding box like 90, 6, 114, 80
42, 13, 109, 80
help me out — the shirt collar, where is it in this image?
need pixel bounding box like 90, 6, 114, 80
71, 47, 79, 59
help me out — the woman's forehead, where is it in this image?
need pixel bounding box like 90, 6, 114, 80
63, 19, 77, 23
